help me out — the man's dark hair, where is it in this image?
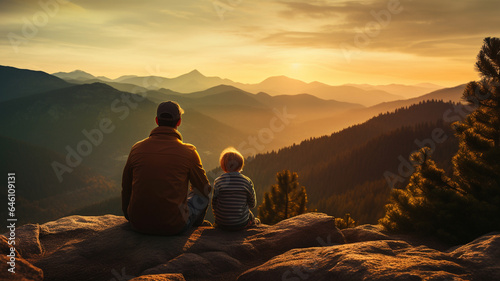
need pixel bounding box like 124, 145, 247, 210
158, 113, 180, 127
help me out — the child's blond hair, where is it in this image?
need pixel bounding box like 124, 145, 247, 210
219, 147, 244, 173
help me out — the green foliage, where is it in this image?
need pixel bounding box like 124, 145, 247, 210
380, 148, 469, 242
381, 37, 500, 244
258, 170, 308, 224
334, 213, 358, 229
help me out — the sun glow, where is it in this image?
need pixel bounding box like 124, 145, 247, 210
0, 0, 494, 86
291, 63, 301, 70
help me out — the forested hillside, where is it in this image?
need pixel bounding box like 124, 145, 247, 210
241, 100, 461, 223
0, 136, 117, 224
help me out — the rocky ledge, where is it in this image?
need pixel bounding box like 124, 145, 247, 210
1, 213, 499, 281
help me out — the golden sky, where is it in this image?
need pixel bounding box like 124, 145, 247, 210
1, 0, 499, 86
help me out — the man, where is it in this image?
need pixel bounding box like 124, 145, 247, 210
122, 101, 211, 235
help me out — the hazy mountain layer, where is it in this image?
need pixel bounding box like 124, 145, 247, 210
52, 68, 438, 106
348, 83, 443, 99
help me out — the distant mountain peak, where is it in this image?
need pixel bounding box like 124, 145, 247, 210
269, 75, 289, 79
177, 69, 206, 79
260, 75, 305, 84
209, 84, 241, 91
52, 70, 95, 81
264, 75, 292, 80
115, 75, 138, 82
55, 69, 92, 75
189, 69, 203, 75
71, 70, 90, 74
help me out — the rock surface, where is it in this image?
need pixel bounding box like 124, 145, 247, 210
0, 236, 43, 281
130, 273, 186, 281
449, 232, 500, 280
340, 224, 391, 243
1, 213, 499, 281
238, 240, 470, 281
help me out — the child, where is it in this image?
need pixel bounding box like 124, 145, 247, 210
212, 147, 260, 230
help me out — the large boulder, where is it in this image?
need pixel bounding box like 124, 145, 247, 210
10, 212, 344, 281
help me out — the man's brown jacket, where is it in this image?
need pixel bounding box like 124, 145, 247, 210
122, 126, 211, 235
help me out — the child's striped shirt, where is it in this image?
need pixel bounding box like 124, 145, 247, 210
212, 172, 256, 227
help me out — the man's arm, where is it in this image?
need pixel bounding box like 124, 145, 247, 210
189, 147, 212, 198
121, 154, 133, 220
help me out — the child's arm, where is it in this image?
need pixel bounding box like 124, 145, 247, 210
248, 180, 257, 209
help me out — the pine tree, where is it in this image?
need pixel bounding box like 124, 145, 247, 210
380, 148, 469, 242
451, 37, 500, 239
258, 170, 308, 224
381, 37, 500, 243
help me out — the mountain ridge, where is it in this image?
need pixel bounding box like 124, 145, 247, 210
46, 66, 446, 106
52, 70, 96, 81
0, 65, 72, 102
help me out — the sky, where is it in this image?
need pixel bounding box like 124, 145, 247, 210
1, 0, 499, 86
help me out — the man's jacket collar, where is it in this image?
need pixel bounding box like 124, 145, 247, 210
149, 126, 183, 141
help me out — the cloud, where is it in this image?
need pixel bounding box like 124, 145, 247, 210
265, 0, 500, 58
277, 0, 372, 20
